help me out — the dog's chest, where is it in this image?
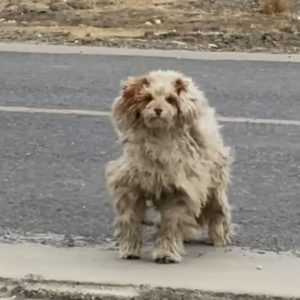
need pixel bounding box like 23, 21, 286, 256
132, 140, 184, 194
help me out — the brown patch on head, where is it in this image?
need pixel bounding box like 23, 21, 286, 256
116, 77, 150, 120
174, 78, 188, 95
122, 77, 149, 103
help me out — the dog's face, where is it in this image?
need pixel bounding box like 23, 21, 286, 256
139, 85, 181, 129
115, 71, 195, 131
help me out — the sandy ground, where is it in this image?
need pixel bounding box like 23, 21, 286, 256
0, 0, 300, 53
0, 1, 300, 53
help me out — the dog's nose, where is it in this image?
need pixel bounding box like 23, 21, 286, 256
154, 108, 162, 116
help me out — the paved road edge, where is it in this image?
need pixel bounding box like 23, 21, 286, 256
1, 42, 300, 62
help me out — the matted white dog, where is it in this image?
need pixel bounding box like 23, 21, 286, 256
105, 70, 233, 263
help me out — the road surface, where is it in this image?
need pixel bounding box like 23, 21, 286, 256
0, 48, 299, 252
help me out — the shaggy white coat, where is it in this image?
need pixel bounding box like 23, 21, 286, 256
105, 70, 232, 263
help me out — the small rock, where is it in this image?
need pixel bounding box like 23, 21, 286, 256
81, 36, 96, 44
145, 21, 153, 26
144, 31, 155, 38
63, 234, 75, 247
280, 26, 294, 34
154, 19, 162, 25
24, 273, 44, 281
22, 3, 49, 13
208, 43, 218, 49
0, 18, 5, 22
256, 265, 262, 270
67, 0, 95, 9
171, 40, 187, 46
104, 237, 114, 243
7, 20, 16, 24
4, 5, 18, 13
257, 250, 266, 255
49, 0, 71, 11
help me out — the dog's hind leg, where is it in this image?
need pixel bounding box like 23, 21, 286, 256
205, 187, 232, 247
114, 195, 146, 259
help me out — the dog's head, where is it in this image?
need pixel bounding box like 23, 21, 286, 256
113, 70, 204, 132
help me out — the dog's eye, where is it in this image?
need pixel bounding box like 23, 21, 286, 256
166, 95, 177, 105
143, 94, 153, 103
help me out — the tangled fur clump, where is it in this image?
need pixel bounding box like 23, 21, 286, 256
105, 70, 233, 263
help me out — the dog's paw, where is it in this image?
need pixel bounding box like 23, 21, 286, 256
119, 248, 141, 260
153, 250, 182, 264
122, 254, 140, 260
155, 256, 180, 264
211, 235, 231, 247
212, 240, 228, 247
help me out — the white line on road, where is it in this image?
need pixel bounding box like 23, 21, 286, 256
0, 105, 300, 126
217, 116, 300, 126
0, 105, 110, 117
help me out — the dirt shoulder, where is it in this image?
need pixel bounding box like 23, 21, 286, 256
0, 0, 300, 53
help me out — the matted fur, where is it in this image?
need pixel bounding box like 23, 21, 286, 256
105, 70, 233, 263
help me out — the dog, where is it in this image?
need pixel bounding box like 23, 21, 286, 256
105, 70, 233, 263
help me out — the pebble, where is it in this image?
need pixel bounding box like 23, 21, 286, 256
145, 21, 153, 26
208, 43, 218, 49
171, 40, 187, 46
256, 265, 262, 270
154, 19, 162, 25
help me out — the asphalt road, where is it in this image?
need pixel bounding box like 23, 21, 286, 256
0, 51, 299, 252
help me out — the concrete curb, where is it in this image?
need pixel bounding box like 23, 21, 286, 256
1, 279, 298, 300
0, 242, 299, 300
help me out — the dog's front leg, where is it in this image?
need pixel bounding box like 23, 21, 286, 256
154, 200, 193, 264
114, 195, 146, 260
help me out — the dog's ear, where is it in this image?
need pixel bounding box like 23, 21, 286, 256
174, 78, 189, 95
121, 77, 149, 105
173, 77, 201, 127
112, 76, 149, 129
